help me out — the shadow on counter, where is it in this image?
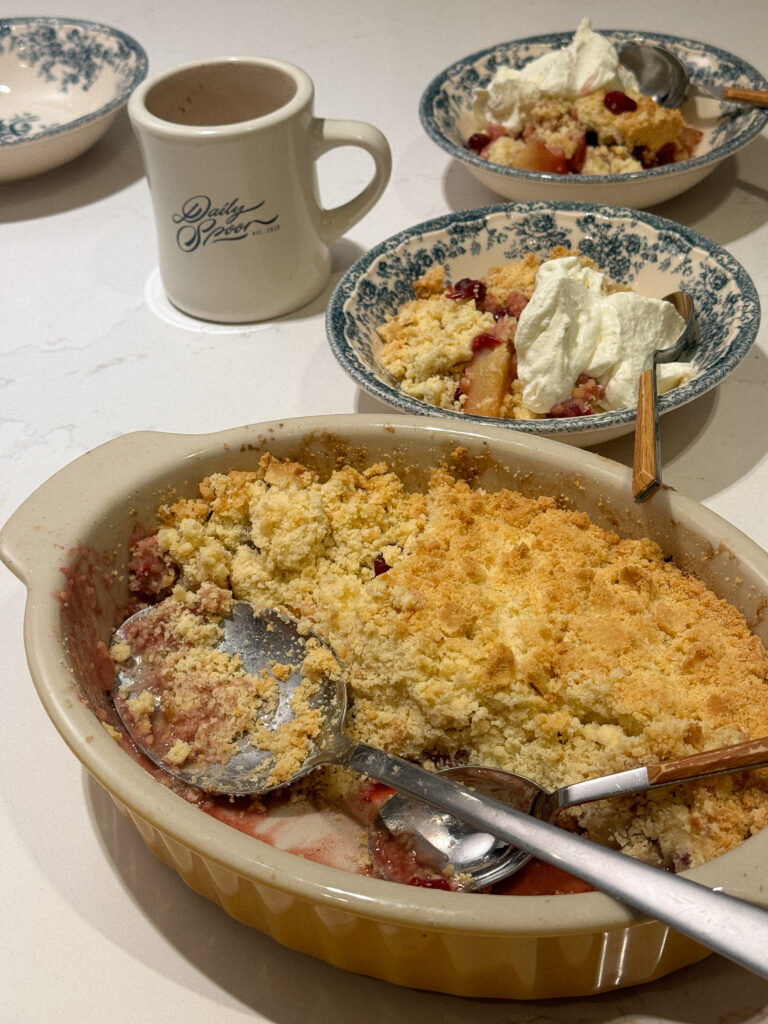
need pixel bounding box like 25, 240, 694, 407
652, 135, 768, 243
595, 344, 768, 502
83, 763, 768, 1024
440, 134, 768, 247
0, 109, 145, 221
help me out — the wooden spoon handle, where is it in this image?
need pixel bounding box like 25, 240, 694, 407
722, 86, 768, 107
647, 735, 768, 786
632, 366, 659, 501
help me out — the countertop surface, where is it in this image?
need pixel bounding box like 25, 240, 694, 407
3, 1, 768, 1021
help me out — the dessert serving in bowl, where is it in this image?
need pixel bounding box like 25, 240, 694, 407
419, 25, 768, 208
3, 414, 768, 999
326, 202, 759, 447
0, 16, 148, 182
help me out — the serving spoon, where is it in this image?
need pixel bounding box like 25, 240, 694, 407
620, 42, 768, 109
112, 599, 768, 980
371, 740, 768, 891
632, 290, 696, 503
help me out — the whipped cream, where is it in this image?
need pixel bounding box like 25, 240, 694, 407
514, 256, 692, 413
473, 19, 638, 135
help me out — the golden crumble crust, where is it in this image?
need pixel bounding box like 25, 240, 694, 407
613, 94, 686, 151
521, 97, 584, 158
377, 291, 495, 408
138, 457, 768, 871
482, 251, 542, 303
581, 143, 643, 174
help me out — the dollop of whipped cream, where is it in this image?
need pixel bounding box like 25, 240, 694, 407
514, 256, 693, 413
473, 19, 638, 135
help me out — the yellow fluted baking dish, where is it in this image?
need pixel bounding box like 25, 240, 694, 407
3, 414, 768, 999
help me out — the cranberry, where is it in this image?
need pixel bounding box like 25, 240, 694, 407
604, 91, 638, 114
674, 850, 693, 871
408, 876, 453, 890
356, 779, 393, 804
635, 142, 675, 169
373, 554, 391, 576
471, 333, 502, 353
466, 132, 491, 153
546, 399, 591, 418
505, 292, 528, 319
447, 278, 487, 303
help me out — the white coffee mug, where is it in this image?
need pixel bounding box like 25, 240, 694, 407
128, 57, 392, 323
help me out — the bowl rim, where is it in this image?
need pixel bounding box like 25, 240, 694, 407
419, 28, 768, 187
0, 15, 149, 149
325, 200, 761, 436
4, 413, 768, 937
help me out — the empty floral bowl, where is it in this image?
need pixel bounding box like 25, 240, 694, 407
420, 30, 768, 209
0, 16, 148, 183
326, 201, 759, 447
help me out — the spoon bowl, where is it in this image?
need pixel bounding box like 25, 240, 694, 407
620, 43, 690, 108
620, 42, 768, 109
111, 596, 768, 980
113, 601, 347, 794
370, 766, 536, 889
373, 735, 768, 891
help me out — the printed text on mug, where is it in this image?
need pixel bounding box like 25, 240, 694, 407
172, 195, 280, 251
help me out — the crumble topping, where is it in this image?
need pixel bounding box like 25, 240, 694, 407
115, 453, 768, 874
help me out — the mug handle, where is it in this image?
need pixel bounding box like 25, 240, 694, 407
311, 118, 392, 242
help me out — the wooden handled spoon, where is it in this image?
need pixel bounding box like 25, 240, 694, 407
633, 290, 695, 502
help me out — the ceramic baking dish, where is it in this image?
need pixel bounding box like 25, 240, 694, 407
3, 413, 768, 999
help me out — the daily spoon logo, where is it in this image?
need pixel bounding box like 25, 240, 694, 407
172, 195, 280, 251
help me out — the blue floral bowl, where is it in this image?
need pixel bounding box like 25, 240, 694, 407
420, 30, 768, 209
0, 17, 148, 182
326, 202, 760, 447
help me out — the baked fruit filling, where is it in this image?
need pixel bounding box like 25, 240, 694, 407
469, 89, 702, 175
376, 251, 693, 420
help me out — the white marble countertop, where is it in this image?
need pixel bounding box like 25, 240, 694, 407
3, 1, 768, 1020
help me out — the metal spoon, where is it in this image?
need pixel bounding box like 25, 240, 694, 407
632, 290, 696, 503
620, 42, 768, 109
372, 738, 768, 891
112, 599, 768, 980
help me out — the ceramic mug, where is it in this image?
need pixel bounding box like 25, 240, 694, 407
128, 57, 392, 323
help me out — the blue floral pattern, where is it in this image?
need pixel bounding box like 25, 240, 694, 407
325, 202, 760, 439
0, 17, 147, 147
419, 30, 768, 189
0, 113, 44, 142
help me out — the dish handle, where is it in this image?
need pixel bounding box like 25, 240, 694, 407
0, 430, 196, 585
